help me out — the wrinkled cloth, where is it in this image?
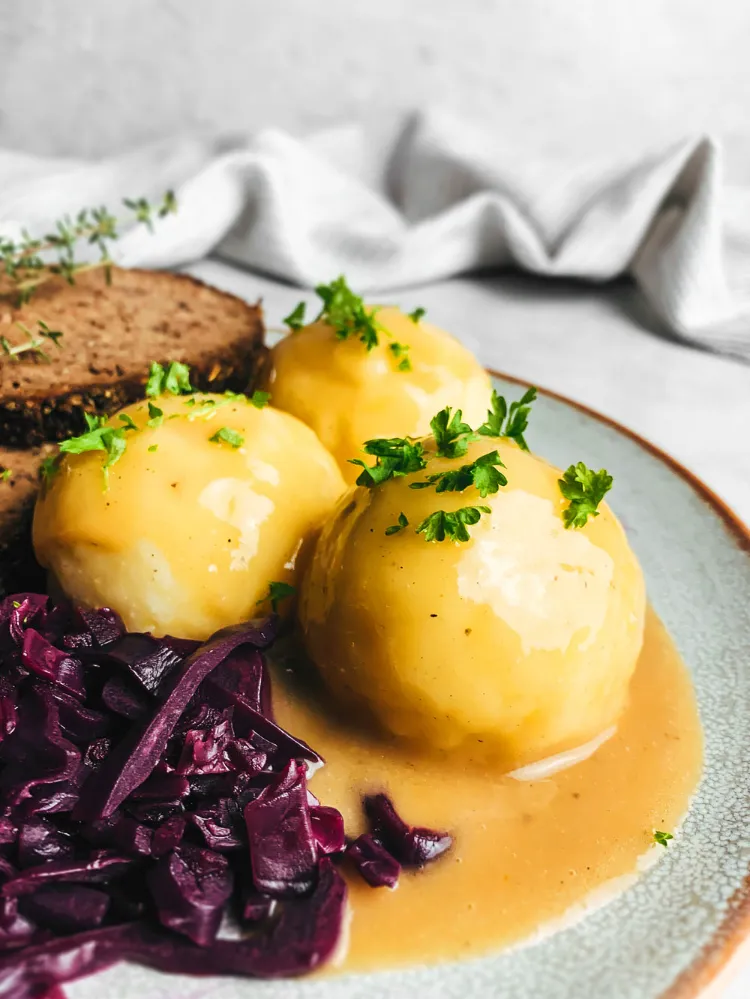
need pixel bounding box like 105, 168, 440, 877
0, 110, 748, 359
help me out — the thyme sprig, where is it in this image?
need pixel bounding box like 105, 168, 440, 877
0, 320, 63, 363
0, 191, 177, 305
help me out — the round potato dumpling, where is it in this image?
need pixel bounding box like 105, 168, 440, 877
268, 306, 492, 484
299, 438, 646, 769
33, 394, 346, 640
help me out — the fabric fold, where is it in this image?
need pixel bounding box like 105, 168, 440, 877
0, 110, 747, 359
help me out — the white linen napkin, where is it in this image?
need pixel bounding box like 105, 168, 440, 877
0, 110, 748, 360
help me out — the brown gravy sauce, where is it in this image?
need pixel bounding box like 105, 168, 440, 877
272, 607, 702, 972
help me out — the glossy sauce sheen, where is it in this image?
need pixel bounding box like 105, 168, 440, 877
273, 608, 702, 971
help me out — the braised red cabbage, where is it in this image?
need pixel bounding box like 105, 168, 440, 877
19, 885, 110, 934
243, 761, 318, 898
147, 844, 232, 946
364, 792, 453, 867
0, 592, 451, 996
346, 833, 401, 888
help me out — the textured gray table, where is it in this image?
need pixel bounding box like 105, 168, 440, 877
186, 259, 750, 998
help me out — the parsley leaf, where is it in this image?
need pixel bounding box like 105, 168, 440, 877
410, 450, 507, 498
250, 390, 270, 409
349, 437, 427, 488
283, 302, 307, 331
257, 581, 296, 613
408, 306, 426, 324
314, 275, 383, 351
430, 407, 479, 458
385, 512, 409, 536
147, 402, 163, 428
148, 444, 158, 453
40, 455, 60, 484
59, 412, 137, 486
118, 413, 138, 432
0, 469, 11, 482
389, 342, 412, 372
478, 387, 537, 450
209, 427, 245, 449
558, 462, 613, 529
416, 505, 491, 543
145, 360, 193, 398
653, 830, 673, 848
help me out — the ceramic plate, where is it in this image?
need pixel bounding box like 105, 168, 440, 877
71, 373, 750, 999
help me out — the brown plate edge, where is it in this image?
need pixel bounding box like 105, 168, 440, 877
488, 367, 750, 999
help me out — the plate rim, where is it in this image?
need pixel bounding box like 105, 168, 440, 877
489, 367, 750, 999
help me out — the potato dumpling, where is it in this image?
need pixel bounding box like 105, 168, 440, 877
33, 394, 346, 640
299, 438, 646, 769
268, 306, 492, 484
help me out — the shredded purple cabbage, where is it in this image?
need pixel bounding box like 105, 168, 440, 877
364, 793, 453, 867
346, 833, 401, 888
0, 592, 451, 996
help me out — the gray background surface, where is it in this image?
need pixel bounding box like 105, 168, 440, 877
1, 0, 749, 177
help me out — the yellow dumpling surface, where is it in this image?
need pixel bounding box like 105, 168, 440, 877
299, 438, 646, 769
33, 395, 346, 640
268, 306, 492, 484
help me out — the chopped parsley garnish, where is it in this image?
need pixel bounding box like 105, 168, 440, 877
389, 341, 412, 372
410, 450, 507, 497
478, 387, 537, 451
59, 412, 137, 486
40, 455, 60, 484
286, 276, 411, 370
430, 407, 479, 459
148, 445, 158, 453
558, 462, 613, 529
349, 437, 426, 487
385, 512, 409, 536
313, 275, 383, 351
145, 360, 193, 398
209, 427, 245, 449
408, 306, 426, 324
250, 389, 270, 409
147, 402, 164, 428
257, 581, 296, 613
653, 830, 673, 848
283, 302, 307, 332
187, 390, 269, 421
118, 413, 138, 432
416, 505, 491, 543
0, 469, 11, 482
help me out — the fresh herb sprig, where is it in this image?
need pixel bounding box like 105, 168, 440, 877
0, 469, 12, 483
478, 387, 537, 451
349, 437, 427, 487
209, 427, 245, 449
257, 581, 296, 613
145, 360, 193, 398
58, 412, 139, 486
40, 455, 60, 485
389, 342, 411, 372
416, 506, 491, 543
410, 450, 507, 497
0, 192, 177, 305
430, 407, 479, 459
283, 276, 413, 372
385, 512, 409, 536
558, 462, 613, 529
282, 302, 307, 332
653, 830, 673, 848
0, 320, 63, 363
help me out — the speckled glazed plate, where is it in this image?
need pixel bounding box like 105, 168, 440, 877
70, 374, 750, 999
